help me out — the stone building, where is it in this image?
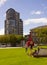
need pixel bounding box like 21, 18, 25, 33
5, 8, 23, 35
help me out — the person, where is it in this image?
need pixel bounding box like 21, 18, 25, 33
25, 34, 35, 55
30, 41, 34, 49
29, 41, 34, 56
25, 41, 31, 52
25, 40, 34, 56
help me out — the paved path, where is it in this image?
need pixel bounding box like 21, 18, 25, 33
38, 48, 47, 55
34, 48, 47, 57
0, 47, 22, 49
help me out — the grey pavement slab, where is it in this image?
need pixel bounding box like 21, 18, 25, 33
33, 48, 47, 57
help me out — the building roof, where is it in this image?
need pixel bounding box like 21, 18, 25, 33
6, 8, 16, 13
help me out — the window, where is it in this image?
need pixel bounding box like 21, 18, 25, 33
9, 20, 16, 26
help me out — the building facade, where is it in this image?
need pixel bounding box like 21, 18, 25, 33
5, 8, 23, 35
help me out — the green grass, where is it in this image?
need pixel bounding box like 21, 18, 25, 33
0, 47, 47, 65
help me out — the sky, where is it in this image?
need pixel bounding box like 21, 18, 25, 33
0, 0, 47, 35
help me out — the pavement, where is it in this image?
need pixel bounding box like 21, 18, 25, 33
0, 47, 22, 49
33, 48, 47, 57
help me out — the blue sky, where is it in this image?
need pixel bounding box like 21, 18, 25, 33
0, 0, 47, 35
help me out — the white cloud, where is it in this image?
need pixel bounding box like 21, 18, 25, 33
0, 28, 4, 35
24, 18, 47, 25
31, 11, 43, 15
24, 18, 47, 35
0, 0, 7, 7
23, 32, 29, 35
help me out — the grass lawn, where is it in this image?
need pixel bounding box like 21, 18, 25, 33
0, 47, 47, 65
